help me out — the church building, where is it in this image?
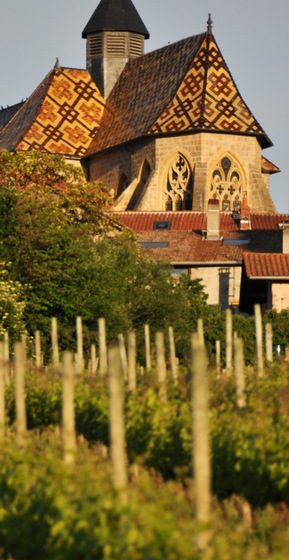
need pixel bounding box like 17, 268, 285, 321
0, 0, 288, 312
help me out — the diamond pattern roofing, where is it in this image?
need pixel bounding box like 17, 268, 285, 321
0, 67, 106, 157
88, 31, 271, 155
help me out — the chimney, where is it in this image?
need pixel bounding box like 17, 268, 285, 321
207, 199, 220, 240
239, 195, 251, 231
279, 222, 289, 253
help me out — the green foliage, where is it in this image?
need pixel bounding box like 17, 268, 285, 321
0, 263, 26, 341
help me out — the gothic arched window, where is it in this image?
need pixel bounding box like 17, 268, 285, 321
209, 156, 244, 213
165, 154, 192, 211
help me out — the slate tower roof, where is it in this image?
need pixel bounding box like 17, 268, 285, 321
82, 0, 149, 39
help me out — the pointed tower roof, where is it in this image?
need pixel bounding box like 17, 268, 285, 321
87, 29, 272, 155
82, 0, 149, 39
0, 66, 106, 157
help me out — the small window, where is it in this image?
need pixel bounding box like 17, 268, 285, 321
153, 221, 171, 230
140, 241, 170, 248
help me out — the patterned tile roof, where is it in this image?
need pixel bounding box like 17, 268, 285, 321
0, 67, 106, 158
243, 253, 289, 278
82, 0, 149, 38
0, 102, 25, 131
88, 31, 271, 154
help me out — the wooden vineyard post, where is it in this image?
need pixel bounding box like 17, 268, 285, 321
197, 318, 205, 348
191, 333, 211, 548
155, 332, 167, 401
98, 318, 108, 378
76, 316, 84, 374
108, 345, 128, 501
0, 342, 5, 442
51, 317, 60, 367
35, 330, 42, 368
265, 322, 273, 363
168, 326, 178, 384
14, 342, 27, 448
127, 331, 137, 392
90, 344, 98, 375
144, 324, 152, 371
225, 308, 233, 373
118, 334, 128, 381
4, 332, 10, 384
234, 335, 246, 409
61, 352, 76, 466
215, 340, 221, 375
254, 304, 264, 377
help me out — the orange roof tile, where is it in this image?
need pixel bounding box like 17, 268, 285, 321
138, 230, 243, 264
115, 211, 238, 232
243, 253, 289, 278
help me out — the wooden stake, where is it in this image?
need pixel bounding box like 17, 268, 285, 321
76, 316, 84, 374
155, 332, 167, 401
108, 345, 128, 500
35, 330, 42, 368
62, 352, 76, 466
191, 333, 211, 540
3, 332, 10, 384
197, 318, 205, 348
0, 342, 5, 442
51, 317, 60, 367
98, 318, 107, 377
144, 324, 152, 371
265, 322, 273, 363
127, 331, 137, 392
215, 340, 221, 375
254, 304, 264, 377
118, 333, 128, 380
168, 326, 178, 384
225, 308, 233, 373
14, 342, 27, 448
90, 344, 98, 375
234, 336, 246, 409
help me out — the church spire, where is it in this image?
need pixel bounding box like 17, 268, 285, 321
207, 13, 213, 34
82, 0, 149, 97
82, 0, 149, 39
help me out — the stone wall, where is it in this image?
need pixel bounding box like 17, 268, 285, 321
88, 132, 276, 213
189, 264, 242, 308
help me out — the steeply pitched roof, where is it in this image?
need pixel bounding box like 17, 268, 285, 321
0, 67, 106, 158
0, 102, 25, 131
243, 253, 289, 279
82, 0, 149, 38
87, 31, 271, 155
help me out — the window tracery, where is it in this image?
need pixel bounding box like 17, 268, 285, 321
209, 156, 244, 212
165, 154, 192, 211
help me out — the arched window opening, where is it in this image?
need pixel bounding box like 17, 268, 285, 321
117, 173, 129, 197
165, 153, 193, 211
127, 159, 151, 210
209, 155, 244, 213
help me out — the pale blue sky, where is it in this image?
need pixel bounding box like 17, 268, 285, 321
1, 0, 288, 211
